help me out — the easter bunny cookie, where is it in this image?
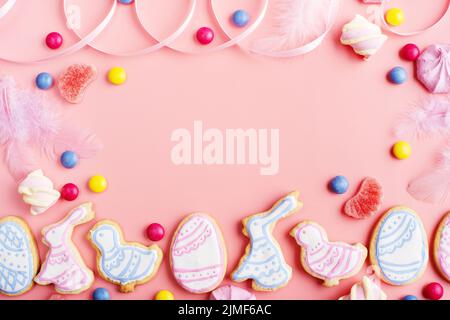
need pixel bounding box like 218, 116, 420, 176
0, 216, 39, 296
34, 203, 95, 294
290, 221, 367, 287
434, 212, 450, 282
170, 213, 227, 293
88, 220, 163, 293
339, 268, 387, 300
231, 191, 302, 291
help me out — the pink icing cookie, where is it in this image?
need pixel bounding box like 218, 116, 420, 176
170, 213, 227, 294
34, 203, 95, 294
210, 285, 256, 300
290, 221, 367, 287
416, 44, 450, 94
434, 212, 450, 282
57, 64, 97, 104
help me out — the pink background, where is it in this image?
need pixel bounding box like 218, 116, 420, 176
0, 0, 449, 300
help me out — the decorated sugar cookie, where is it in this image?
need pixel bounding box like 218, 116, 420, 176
231, 191, 302, 291
370, 206, 428, 285
0, 216, 39, 296
291, 221, 367, 287
89, 220, 163, 293
170, 213, 227, 293
434, 212, 450, 282
210, 285, 256, 300
339, 273, 387, 300
34, 203, 95, 294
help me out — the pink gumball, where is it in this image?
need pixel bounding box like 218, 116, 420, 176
400, 43, 420, 61
423, 282, 444, 300
146, 223, 165, 241
196, 27, 214, 45
45, 32, 63, 50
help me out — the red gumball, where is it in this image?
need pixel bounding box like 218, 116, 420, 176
196, 27, 214, 45
45, 32, 63, 50
400, 43, 420, 61
61, 183, 79, 201
423, 282, 444, 300
146, 223, 165, 241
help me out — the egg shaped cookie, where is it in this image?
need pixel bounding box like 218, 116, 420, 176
434, 212, 450, 282
370, 206, 428, 285
0, 216, 39, 296
170, 213, 227, 293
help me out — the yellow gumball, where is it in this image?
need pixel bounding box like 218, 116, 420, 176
88, 175, 108, 193
392, 141, 411, 160
385, 8, 405, 26
108, 67, 127, 85
154, 290, 174, 300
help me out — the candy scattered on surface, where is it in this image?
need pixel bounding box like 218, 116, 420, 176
88, 175, 108, 193
108, 67, 127, 85
196, 27, 214, 45
154, 289, 174, 300
118, 0, 134, 4
423, 282, 444, 300
146, 223, 165, 241
385, 8, 405, 26
92, 287, 110, 300
232, 10, 250, 28
58, 64, 97, 104
329, 176, 349, 194
400, 43, 420, 61
392, 141, 411, 159
402, 295, 418, 300
45, 32, 63, 49
344, 177, 383, 219
387, 66, 407, 84
60, 150, 78, 169
35, 72, 53, 90
61, 183, 79, 201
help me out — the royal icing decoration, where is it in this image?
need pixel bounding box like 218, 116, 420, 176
210, 285, 256, 300
89, 220, 163, 293
370, 206, 428, 285
434, 212, 450, 282
34, 203, 95, 294
0, 216, 39, 296
18, 169, 60, 215
170, 213, 227, 293
339, 274, 387, 300
291, 221, 367, 287
231, 191, 302, 291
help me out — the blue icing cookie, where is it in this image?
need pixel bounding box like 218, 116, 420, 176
0, 217, 39, 296
371, 207, 428, 285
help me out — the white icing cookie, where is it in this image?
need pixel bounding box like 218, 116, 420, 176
291, 221, 367, 287
434, 212, 450, 282
34, 203, 95, 294
339, 273, 387, 300
231, 191, 302, 291
88, 220, 163, 293
0, 216, 39, 296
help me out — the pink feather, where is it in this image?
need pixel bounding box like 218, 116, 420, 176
395, 95, 450, 139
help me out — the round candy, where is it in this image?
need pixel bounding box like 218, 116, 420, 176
400, 43, 420, 61
196, 27, 214, 45
146, 223, 165, 241
392, 141, 411, 159
154, 290, 174, 300
60, 151, 78, 169
403, 295, 418, 300
35, 72, 54, 90
118, 0, 134, 4
61, 183, 79, 201
108, 67, 127, 85
329, 176, 349, 194
387, 66, 407, 84
385, 8, 405, 26
88, 175, 108, 193
45, 32, 63, 50
92, 287, 110, 300
423, 282, 444, 300
232, 10, 250, 28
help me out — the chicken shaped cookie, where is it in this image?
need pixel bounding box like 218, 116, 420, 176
291, 221, 367, 287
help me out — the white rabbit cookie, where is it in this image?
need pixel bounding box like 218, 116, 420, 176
88, 220, 163, 293
34, 203, 95, 294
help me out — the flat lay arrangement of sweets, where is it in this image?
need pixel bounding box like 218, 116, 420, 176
0, 0, 449, 300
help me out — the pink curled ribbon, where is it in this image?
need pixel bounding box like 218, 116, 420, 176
0, 0, 15, 19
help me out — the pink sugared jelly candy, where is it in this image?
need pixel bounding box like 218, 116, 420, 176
344, 177, 383, 219
57, 64, 97, 104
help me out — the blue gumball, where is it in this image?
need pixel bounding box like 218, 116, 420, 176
35, 72, 54, 90
329, 176, 349, 194
387, 66, 407, 84
118, 0, 134, 4
232, 10, 250, 28
403, 295, 418, 300
93, 287, 110, 300
60, 151, 78, 169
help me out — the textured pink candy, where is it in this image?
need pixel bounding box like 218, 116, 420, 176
209, 285, 256, 300
344, 177, 383, 219
416, 44, 450, 94
58, 64, 97, 104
